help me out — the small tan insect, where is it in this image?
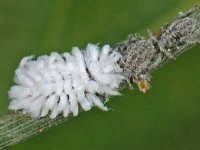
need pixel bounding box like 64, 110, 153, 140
138, 80, 149, 93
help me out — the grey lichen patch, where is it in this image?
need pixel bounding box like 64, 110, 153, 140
155, 4, 200, 57
113, 35, 155, 91
113, 5, 200, 92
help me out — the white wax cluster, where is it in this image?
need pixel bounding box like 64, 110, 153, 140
8, 44, 124, 118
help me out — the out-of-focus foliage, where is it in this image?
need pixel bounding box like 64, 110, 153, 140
0, 0, 200, 150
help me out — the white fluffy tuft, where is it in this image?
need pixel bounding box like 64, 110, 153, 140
8, 44, 124, 118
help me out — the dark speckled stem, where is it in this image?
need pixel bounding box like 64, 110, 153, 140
113, 5, 200, 84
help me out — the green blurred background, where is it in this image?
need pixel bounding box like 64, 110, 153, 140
0, 0, 200, 149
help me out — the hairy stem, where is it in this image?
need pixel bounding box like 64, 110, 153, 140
0, 113, 67, 149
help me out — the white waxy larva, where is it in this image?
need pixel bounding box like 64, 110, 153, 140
8, 44, 124, 119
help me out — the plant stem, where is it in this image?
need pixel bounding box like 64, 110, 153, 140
0, 113, 67, 149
